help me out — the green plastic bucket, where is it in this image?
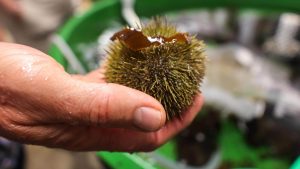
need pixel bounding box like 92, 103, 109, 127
48, 0, 300, 71
48, 0, 300, 168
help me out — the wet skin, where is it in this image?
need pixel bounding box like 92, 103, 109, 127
0, 42, 203, 151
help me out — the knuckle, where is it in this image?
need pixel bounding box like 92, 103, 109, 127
46, 128, 71, 148
65, 83, 112, 126
45, 126, 85, 150
88, 84, 111, 125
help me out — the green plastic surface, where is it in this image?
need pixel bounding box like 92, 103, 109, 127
97, 152, 157, 169
291, 157, 300, 169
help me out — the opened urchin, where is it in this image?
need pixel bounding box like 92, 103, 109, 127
105, 18, 206, 120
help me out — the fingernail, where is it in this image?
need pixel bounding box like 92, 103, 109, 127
134, 107, 163, 131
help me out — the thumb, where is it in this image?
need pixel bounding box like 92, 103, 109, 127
60, 81, 166, 132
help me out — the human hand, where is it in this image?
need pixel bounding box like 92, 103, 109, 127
0, 42, 203, 151
0, 0, 22, 19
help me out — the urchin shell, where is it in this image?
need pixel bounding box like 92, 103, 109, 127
105, 19, 206, 120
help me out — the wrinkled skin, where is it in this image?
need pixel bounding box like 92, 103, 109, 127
0, 42, 203, 151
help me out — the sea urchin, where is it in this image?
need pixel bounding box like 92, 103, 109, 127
105, 18, 206, 120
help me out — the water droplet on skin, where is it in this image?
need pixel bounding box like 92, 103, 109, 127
87, 88, 94, 92
44, 77, 48, 81
20, 58, 42, 81
22, 63, 33, 73
19, 51, 30, 55
85, 88, 97, 96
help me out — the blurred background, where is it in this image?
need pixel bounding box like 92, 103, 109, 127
1, 0, 300, 169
